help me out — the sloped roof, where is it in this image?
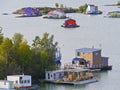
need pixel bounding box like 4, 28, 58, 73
65, 18, 76, 22
76, 48, 101, 53
48, 9, 65, 15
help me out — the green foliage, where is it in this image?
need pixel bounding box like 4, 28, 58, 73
78, 3, 88, 13
43, 7, 51, 14
60, 4, 64, 8
55, 3, 59, 8
117, 1, 120, 5
0, 31, 59, 81
0, 27, 3, 44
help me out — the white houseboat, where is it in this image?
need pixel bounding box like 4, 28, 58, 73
7, 75, 32, 89
45, 68, 98, 85
0, 80, 14, 89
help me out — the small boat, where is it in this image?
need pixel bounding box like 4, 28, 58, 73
61, 19, 80, 28
2, 13, 9, 15
107, 11, 120, 18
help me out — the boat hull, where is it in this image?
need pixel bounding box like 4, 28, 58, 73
61, 25, 80, 28
45, 77, 98, 85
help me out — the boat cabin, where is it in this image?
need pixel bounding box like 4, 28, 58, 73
75, 48, 109, 68
63, 69, 93, 81
44, 9, 67, 19
7, 75, 32, 88
22, 7, 41, 16
45, 70, 65, 81
64, 19, 77, 26
0, 80, 14, 89
61, 18, 80, 28
86, 4, 99, 14
45, 68, 96, 85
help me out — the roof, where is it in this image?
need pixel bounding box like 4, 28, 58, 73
7, 75, 31, 77
88, 4, 95, 6
48, 9, 65, 14
72, 57, 84, 61
0, 80, 13, 83
46, 68, 89, 73
66, 19, 76, 22
76, 48, 101, 53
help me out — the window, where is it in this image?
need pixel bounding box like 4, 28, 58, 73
28, 80, 30, 83
24, 80, 26, 83
95, 52, 99, 55
51, 75, 52, 78
77, 52, 80, 56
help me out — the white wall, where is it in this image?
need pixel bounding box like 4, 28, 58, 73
7, 75, 31, 87
0, 81, 10, 89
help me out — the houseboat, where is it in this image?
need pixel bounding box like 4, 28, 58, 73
61, 18, 80, 28
86, 4, 102, 15
7, 75, 32, 89
0, 80, 14, 90
17, 7, 42, 17
45, 68, 98, 85
64, 48, 112, 71
107, 11, 120, 18
43, 9, 67, 19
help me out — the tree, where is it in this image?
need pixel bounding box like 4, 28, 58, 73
0, 27, 3, 44
55, 3, 59, 8
31, 32, 59, 79
17, 40, 31, 74
43, 7, 51, 13
12, 33, 23, 48
60, 4, 64, 9
0, 38, 13, 76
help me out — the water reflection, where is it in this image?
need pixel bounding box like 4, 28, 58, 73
40, 83, 88, 90
39, 71, 110, 90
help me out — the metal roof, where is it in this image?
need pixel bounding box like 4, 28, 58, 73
7, 75, 31, 77
76, 48, 101, 53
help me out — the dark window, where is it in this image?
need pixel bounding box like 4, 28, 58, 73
77, 52, 80, 56
28, 80, 29, 83
24, 80, 26, 83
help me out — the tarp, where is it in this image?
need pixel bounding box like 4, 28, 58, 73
65, 19, 76, 25
23, 7, 39, 16
72, 57, 84, 61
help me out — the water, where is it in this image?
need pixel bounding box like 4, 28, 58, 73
0, 0, 120, 90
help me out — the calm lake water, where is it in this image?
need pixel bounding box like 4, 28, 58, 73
0, 0, 120, 90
